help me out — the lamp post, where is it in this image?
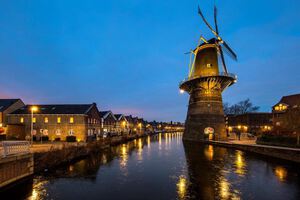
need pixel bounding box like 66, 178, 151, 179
30, 106, 38, 146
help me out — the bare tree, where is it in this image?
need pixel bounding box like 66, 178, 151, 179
224, 98, 259, 115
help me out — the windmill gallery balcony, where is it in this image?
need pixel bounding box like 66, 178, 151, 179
179, 72, 237, 93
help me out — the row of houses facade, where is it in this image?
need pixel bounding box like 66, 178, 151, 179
225, 93, 300, 136
0, 100, 149, 142
0, 99, 184, 142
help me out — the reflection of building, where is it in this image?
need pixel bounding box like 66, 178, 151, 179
100, 111, 117, 134
7, 103, 101, 142
0, 99, 25, 139
272, 94, 300, 134
226, 113, 272, 135
183, 141, 230, 199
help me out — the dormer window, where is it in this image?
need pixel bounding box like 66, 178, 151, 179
275, 104, 287, 111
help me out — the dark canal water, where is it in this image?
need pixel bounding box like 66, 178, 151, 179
2, 133, 300, 200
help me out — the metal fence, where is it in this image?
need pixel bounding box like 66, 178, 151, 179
0, 141, 30, 158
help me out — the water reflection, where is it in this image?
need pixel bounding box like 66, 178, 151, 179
120, 144, 128, 169
177, 175, 187, 200
235, 150, 246, 175
1, 133, 299, 200
204, 145, 214, 161
183, 141, 299, 200
275, 166, 288, 182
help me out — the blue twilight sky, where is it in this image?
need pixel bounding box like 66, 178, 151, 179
0, 0, 300, 122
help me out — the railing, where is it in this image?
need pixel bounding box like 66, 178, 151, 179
0, 141, 30, 158
180, 72, 237, 85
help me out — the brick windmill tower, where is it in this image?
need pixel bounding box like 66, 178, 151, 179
180, 5, 237, 141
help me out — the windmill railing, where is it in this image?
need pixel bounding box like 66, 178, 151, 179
180, 72, 237, 85
0, 141, 30, 158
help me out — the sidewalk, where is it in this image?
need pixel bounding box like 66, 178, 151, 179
225, 139, 300, 152
30, 142, 86, 153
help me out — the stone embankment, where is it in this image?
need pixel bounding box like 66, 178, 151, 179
206, 140, 300, 163
34, 134, 147, 173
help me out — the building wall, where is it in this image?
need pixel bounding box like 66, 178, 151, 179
6, 124, 25, 140
226, 113, 273, 135
101, 114, 117, 133
1, 99, 25, 125
7, 114, 88, 141
86, 106, 101, 138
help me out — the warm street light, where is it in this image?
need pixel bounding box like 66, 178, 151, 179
180, 89, 185, 94
30, 106, 38, 145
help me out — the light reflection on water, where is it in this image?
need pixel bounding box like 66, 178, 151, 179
2, 132, 300, 200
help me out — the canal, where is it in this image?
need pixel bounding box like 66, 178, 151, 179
2, 133, 300, 200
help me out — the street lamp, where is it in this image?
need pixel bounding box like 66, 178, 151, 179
30, 106, 38, 145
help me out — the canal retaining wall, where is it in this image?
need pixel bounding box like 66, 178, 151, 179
34, 134, 146, 172
206, 141, 300, 163
0, 153, 33, 188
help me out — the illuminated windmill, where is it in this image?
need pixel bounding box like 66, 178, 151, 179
180, 5, 237, 141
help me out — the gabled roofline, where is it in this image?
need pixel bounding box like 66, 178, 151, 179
101, 111, 117, 120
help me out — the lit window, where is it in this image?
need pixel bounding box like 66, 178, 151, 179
207, 63, 212, 68
57, 117, 61, 123
69, 129, 74, 135
20, 117, 24, 123
44, 117, 48, 123
33, 117, 36, 123
70, 117, 74, 123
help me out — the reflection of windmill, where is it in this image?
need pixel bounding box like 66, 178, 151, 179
180, 4, 237, 141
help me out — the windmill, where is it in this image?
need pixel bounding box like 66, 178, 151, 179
187, 4, 237, 78
180, 3, 237, 142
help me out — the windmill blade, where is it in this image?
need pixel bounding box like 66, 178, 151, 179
214, 5, 219, 34
219, 46, 228, 74
222, 41, 237, 61
198, 5, 218, 37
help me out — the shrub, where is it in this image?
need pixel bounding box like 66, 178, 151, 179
257, 134, 299, 148
66, 136, 77, 142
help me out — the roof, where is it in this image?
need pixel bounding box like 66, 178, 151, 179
99, 111, 117, 120
275, 94, 300, 107
114, 114, 124, 121
125, 115, 133, 122
0, 99, 21, 112
99, 111, 110, 118
11, 104, 95, 115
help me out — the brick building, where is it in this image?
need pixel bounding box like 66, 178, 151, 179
100, 111, 117, 134
6, 103, 101, 142
226, 113, 273, 135
272, 94, 300, 134
0, 99, 25, 127
114, 114, 128, 134
0, 99, 25, 139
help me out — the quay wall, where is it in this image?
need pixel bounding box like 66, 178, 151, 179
34, 134, 145, 173
206, 141, 300, 163
0, 153, 33, 188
